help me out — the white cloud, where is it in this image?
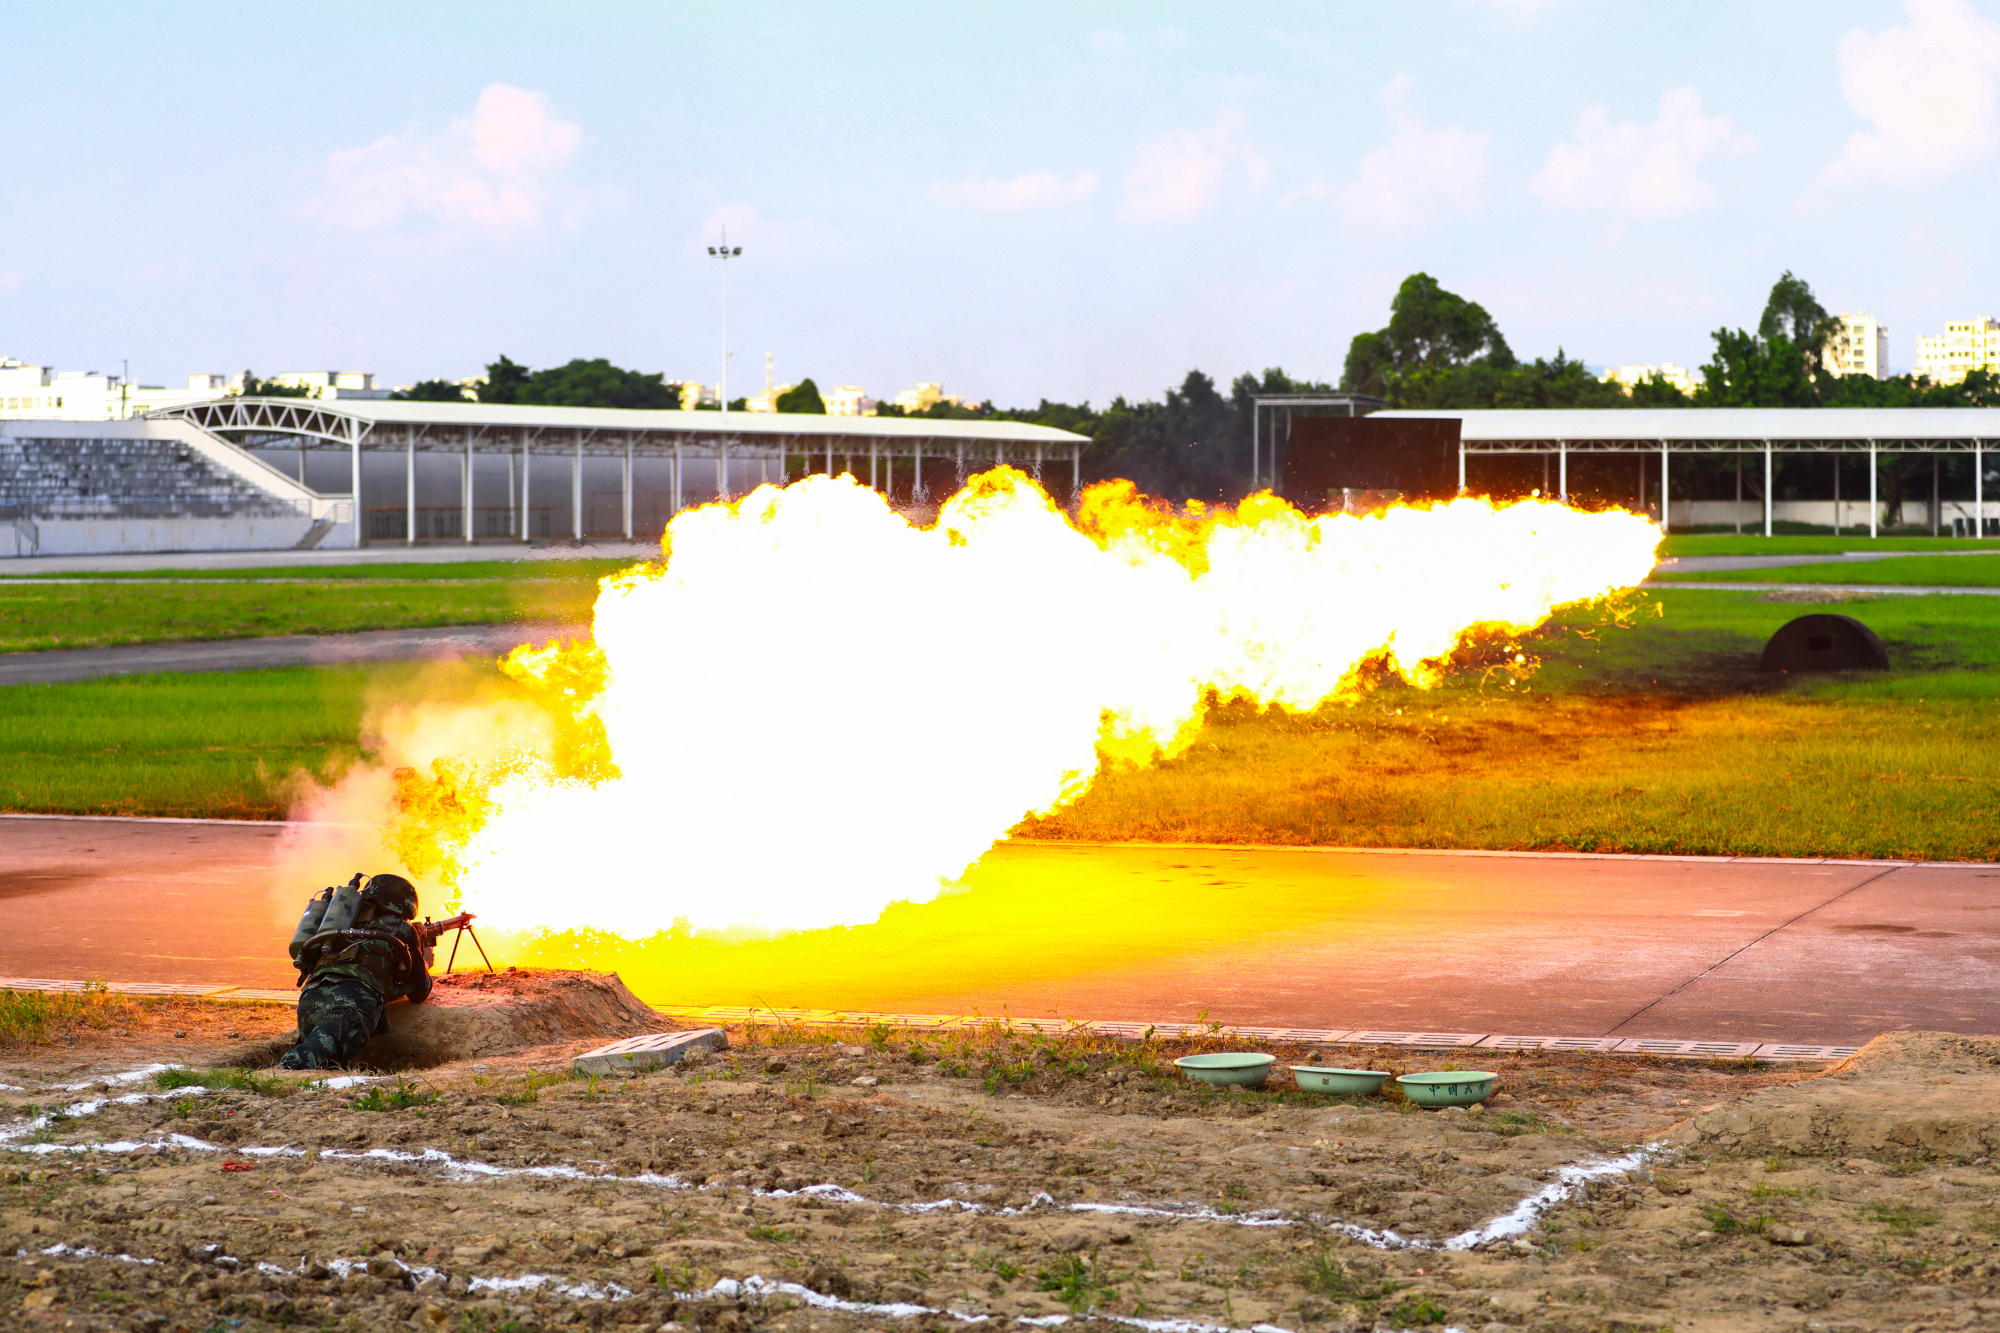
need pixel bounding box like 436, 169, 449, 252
316, 84, 583, 234
927, 170, 1099, 212
1337, 75, 1490, 235
1530, 87, 1755, 219
1819, 0, 2000, 187
0, 271, 20, 293
1088, 29, 1127, 52
1119, 110, 1271, 223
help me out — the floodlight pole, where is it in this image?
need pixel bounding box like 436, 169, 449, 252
708, 229, 743, 500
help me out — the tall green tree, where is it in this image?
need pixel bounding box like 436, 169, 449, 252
1758, 270, 1839, 374
1342, 273, 1515, 396
390, 379, 471, 402
774, 378, 826, 414
474, 356, 683, 409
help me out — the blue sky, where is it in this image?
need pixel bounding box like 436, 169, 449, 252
5, 1, 2000, 404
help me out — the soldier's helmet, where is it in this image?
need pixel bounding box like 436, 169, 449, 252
359, 873, 419, 921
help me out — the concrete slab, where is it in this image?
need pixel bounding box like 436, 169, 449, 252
0, 816, 1991, 1046
572, 1029, 728, 1077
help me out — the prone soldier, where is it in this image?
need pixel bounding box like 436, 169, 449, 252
280, 872, 434, 1071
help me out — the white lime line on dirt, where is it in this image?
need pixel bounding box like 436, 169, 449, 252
0, 1079, 1653, 1260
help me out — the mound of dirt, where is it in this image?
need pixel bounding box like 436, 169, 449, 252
1673, 1029, 2000, 1160
360, 967, 672, 1070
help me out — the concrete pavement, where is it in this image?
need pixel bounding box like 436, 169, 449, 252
1, 815, 1991, 1046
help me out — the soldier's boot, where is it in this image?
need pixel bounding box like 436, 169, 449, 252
280, 1007, 374, 1071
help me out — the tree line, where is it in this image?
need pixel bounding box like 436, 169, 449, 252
368, 268, 1996, 509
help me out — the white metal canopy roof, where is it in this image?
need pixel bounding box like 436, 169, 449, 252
236, 397, 1090, 444
1370, 407, 2000, 444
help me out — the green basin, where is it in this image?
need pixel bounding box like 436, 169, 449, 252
1396, 1071, 1498, 1108
1291, 1066, 1390, 1096
1173, 1053, 1275, 1087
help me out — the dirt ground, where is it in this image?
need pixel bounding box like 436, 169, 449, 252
3, 982, 1999, 1333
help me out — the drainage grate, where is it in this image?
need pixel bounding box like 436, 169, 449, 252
1476, 1035, 1626, 1053
1613, 1038, 1764, 1058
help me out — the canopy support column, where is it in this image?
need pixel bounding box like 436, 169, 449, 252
405, 437, 415, 546
1833, 452, 1841, 536
869, 440, 877, 491
1869, 440, 1878, 539
1558, 440, 1568, 501
350, 428, 363, 547
622, 439, 633, 540
1659, 440, 1670, 534
914, 444, 923, 500
1763, 442, 1773, 538
1978, 439, 1986, 539
1071, 443, 1080, 502
1251, 405, 1260, 495
572, 438, 583, 540
1457, 440, 1465, 493
1734, 454, 1742, 534
672, 440, 682, 516
463, 435, 473, 545
520, 436, 531, 543
1933, 453, 1941, 537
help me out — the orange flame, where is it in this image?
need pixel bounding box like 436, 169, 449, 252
358, 468, 1657, 939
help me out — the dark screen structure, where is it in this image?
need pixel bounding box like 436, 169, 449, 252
1280, 417, 1461, 511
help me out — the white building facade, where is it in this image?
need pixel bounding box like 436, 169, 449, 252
1600, 363, 1700, 396
1826, 312, 1889, 379
1913, 318, 2000, 384
0, 359, 383, 420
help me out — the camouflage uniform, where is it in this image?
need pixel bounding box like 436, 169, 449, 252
282, 908, 432, 1070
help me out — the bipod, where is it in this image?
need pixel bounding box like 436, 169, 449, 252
444, 923, 497, 974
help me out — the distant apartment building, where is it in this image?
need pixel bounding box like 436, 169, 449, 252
1824, 312, 1888, 379
820, 385, 874, 416
0, 360, 229, 420
1600, 363, 1700, 397
1914, 317, 2000, 384
0, 359, 384, 420
891, 381, 984, 413
271, 370, 387, 400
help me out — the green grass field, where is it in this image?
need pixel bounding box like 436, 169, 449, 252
1654, 552, 2000, 587
0, 557, 647, 582
3, 585, 1997, 858
0, 576, 602, 652
0, 666, 376, 818
1658, 533, 1994, 557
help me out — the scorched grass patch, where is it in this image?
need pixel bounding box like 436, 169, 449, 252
1020, 590, 2000, 860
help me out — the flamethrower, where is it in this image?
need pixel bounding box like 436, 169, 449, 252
416, 911, 494, 974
